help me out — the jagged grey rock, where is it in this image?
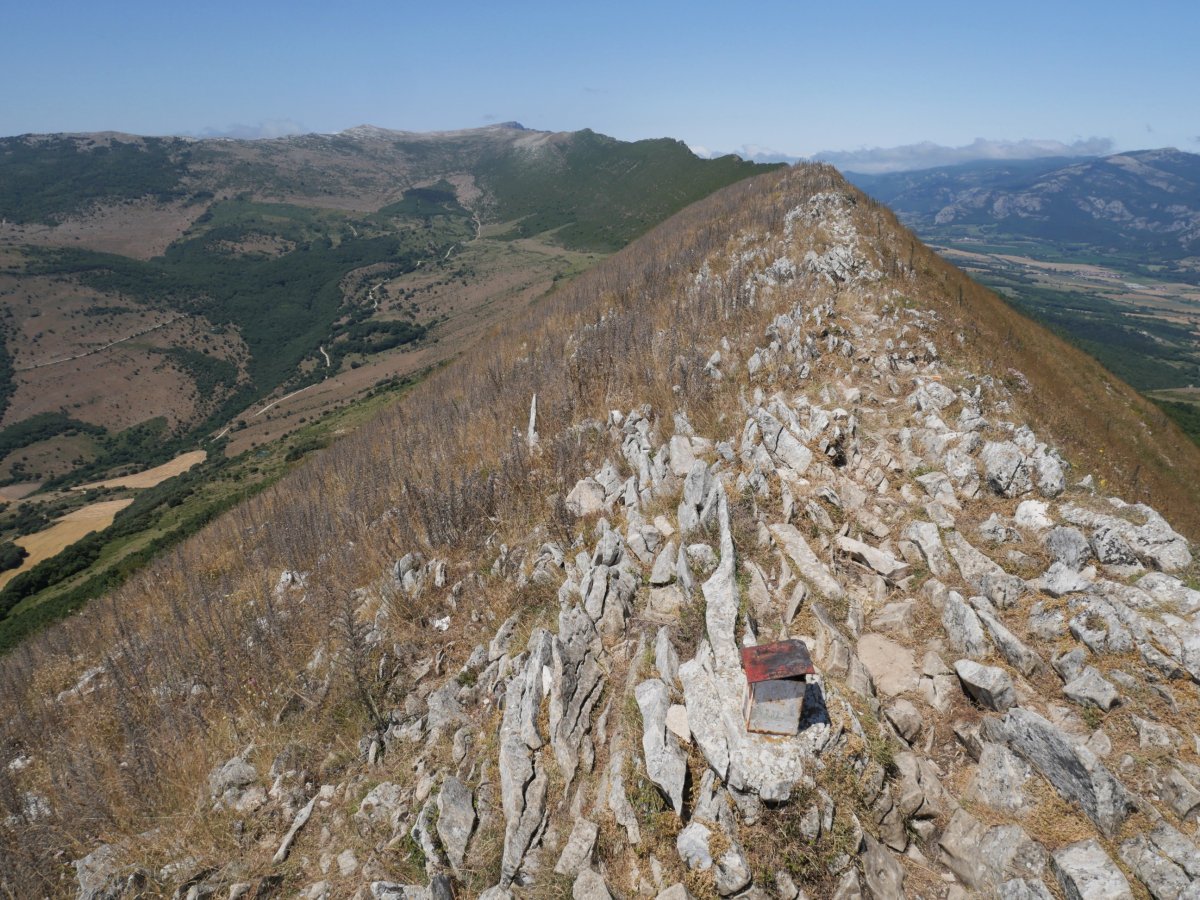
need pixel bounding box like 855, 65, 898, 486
966, 742, 1033, 812
885, 698, 923, 744
549, 605, 605, 787
1001, 880, 1055, 900
676, 821, 714, 871
944, 531, 1024, 607
918, 650, 958, 712
371, 884, 430, 900
355, 782, 405, 835
1119, 834, 1190, 900
756, 408, 813, 475
498, 630, 554, 886
938, 808, 1047, 893
489, 614, 520, 661
987, 708, 1133, 836
655, 887, 695, 900
982, 441, 1033, 497
74, 845, 128, 900
554, 818, 598, 876
1015, 499, 1055, 530
655, 626, 680, 685
836, 536, 909, 581
635, 678, 688, 815
1047, 527, 1092, 571
974, 605, 1044, 676
1161, 767, 1200, 821
650, 543, 676, 586
566, 478, 606, 516
861, 834, 905, 899
1051, 839, 1133, 900
1062, 667, 1119, 711
831, 870, 864, 900
606, 745, 641, 844
1148, 821, 1200, 880
770, 523, 845, 601
955, 659, 1017, 711
435, 776, 475, 875
572, 869, 613, 900
1060, 502, 1192, 572
903, 520, 953, 578
943, 591, 990, 658
208, 756, 257, 800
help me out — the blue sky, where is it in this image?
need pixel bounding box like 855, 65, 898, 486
3, 0, 1196, 166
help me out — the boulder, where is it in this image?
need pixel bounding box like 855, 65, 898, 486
836, 536, 909, 581
435, 776, 475, 875
1149, 820, 1200, 879
943, 592, 990, 658
861, 835, 905, 899
938, 808, 1047, 893
981, 441, 1033, 497
885, 699, 923, 744
903, 521, 953, 579
208, 756, 257, 800
572, 869, 613, 900
966, 742, 1033, 812
955, 659, 1017, 712
554, 818, 598, 876
566, 478, 606, 516
635, 679, 688, 815
1118, 834, 1190, 900
987, 708, 1133, 836
1047, 527, 1092, 571
1062, 667, 1119, 712
1051, 839, 1132, 900
770, 524, 845, 601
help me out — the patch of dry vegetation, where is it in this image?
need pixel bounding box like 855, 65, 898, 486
3, 164, 1200, 895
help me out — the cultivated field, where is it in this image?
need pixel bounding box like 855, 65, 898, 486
0, 497, 133, 590
75, 449, 207, 490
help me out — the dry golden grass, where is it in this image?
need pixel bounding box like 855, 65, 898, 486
4, 164, 1200, 896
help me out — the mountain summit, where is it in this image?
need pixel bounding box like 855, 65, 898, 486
4, 165, 1200, 899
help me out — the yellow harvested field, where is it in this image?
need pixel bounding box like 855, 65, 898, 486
0, 498, 134, 590
76, 450, 206, 491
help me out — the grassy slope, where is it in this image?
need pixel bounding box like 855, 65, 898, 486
5, 164, 1200, 894
479, 130, 782, 252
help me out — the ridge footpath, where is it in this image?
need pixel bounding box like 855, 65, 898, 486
6, 167, 1200, 899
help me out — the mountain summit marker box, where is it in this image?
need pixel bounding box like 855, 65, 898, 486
741, 639, 815, 736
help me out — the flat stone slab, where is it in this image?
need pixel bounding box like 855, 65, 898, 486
1051, 839, 1132, 900
856, 633, 917, 697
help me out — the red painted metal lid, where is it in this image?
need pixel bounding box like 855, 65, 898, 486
740, 639, 815, 683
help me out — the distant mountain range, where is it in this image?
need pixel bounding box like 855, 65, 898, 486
846, 149, 1200, 267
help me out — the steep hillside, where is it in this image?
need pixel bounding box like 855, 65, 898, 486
0, 125, 776, 485
4, 165, 1200, 899
0, 127, 775, 646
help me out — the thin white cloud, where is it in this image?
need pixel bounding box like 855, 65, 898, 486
190, 119, 307, 140
691, 144, 800, 164
815, 137, 1114, 174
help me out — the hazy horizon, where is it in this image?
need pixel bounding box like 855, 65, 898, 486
3, 0, 1196, 169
